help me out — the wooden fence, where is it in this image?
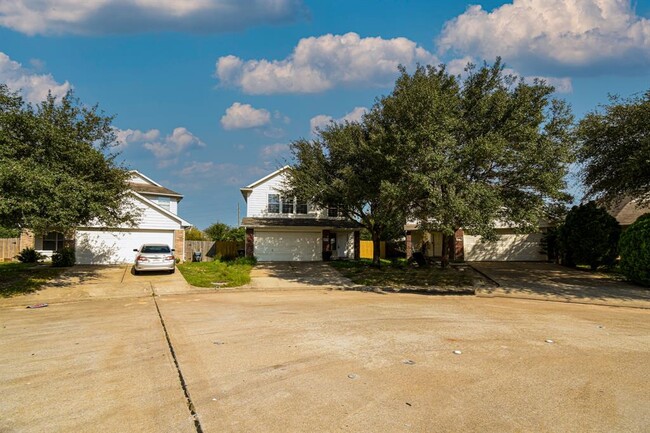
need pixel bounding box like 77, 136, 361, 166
359, 240, 386, 259
0, 238, 20, 262
184, 240, 242, 261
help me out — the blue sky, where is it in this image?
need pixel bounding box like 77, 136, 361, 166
1, 0, 649, 229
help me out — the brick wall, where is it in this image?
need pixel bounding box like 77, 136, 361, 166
174, 229, 185, 262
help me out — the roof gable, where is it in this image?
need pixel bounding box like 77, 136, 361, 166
131, 191, 191, 227
129, 170, 161, 186
241, 165, 290, 199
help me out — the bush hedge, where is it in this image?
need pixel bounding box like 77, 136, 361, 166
619, 213, 650, 286
16, 247, 43, 263
52, 247, 76, 267
559, 202, 621, 270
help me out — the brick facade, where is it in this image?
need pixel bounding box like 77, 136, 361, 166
353, 231, 360, 260
245, 228, 254, 258
19, 230, 35, 250
405, 230, 412, 259
174, 229, 185, 262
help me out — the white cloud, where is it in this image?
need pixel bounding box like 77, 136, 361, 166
113, 127, 160, 149
175, 162, 267, 186
438, 0, 650, 74
0, 0, 307, 35
220, 102, 271, 130
310, 106, 368, 135
260, 143, 289, 158
216, 32, 437, 94
0, 52, 71, 104
143, 127, 204, 160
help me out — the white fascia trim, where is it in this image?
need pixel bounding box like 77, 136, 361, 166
244, 165, 291, 189
129, 170, 163, 187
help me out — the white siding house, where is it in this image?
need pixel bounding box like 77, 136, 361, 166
240, 166, 360, 262
34, 171, 191, 264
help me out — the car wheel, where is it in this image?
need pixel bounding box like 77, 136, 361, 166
134, 269, 139, 275
170, 268, 175, 274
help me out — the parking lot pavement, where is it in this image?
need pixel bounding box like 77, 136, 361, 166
0, 297, 196, 433
471, 262, 650, 309
158, 290, 650, 433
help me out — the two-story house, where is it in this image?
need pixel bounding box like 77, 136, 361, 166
240, 166, 361, 262
21, 170, 191, 264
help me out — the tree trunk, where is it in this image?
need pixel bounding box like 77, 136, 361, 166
440, 234, 450, 269
372, 230, 381, 268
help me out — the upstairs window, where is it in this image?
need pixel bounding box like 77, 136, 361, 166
328, 204, 342, 218
282, 197, 294, 214
268, 194, 280, 213
296, 200, 308, 214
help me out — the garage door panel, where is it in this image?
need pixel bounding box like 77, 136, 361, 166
76, 230, 174, 264
255, 231, 320, 262
465, 233, 545, 261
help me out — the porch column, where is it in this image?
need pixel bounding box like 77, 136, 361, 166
245, 228, 254, 258
322, 229, 331, 260
353, 231, 360, 260
405, 230, 412, 259
453, 228, 464, 261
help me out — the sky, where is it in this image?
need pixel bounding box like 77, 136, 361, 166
1, 0, 649, 229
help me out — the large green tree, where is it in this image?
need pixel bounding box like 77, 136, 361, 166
0, 85, 136, 234
380, 60, 575, 265
578, 90, 650, 207
286, 119, 406, 266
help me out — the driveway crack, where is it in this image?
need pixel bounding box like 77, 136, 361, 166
152, 293, 204, 433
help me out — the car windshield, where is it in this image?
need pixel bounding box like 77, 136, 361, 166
141, 245, 171, 254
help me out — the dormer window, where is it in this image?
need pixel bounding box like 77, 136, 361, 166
155, 196, 171, 211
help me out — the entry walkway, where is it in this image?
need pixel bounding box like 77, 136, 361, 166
471, 262, 650, 309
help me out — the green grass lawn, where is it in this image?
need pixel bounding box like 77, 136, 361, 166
0, 262, 66, 297
177, 257, 255, 288
330, 259, 481, 290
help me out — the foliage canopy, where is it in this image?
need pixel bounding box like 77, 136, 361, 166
286, 59, 575, 265
578, 90, 650, 207
559, 202, 621, 270
619, 213, 650, 286
0, 85, 135, 234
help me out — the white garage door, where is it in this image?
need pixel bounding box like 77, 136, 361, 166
464, 232, 546, 261
255, 231, 321, 262
75, 229, 175, 264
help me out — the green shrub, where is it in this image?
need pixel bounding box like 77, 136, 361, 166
52, 247, 75, 267
233, 256, 257, 266
559, 202, 621, 270
619, 213, 650, 286
16, 248, 43, 263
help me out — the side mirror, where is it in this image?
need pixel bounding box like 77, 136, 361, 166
171, 248, 175, 252
133, 249, 138, 252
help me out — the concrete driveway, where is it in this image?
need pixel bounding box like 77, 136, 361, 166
471, 262, 650, 308
0, 265, 191, 307
244, 262, 355, 290
3, 289, 648, 432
